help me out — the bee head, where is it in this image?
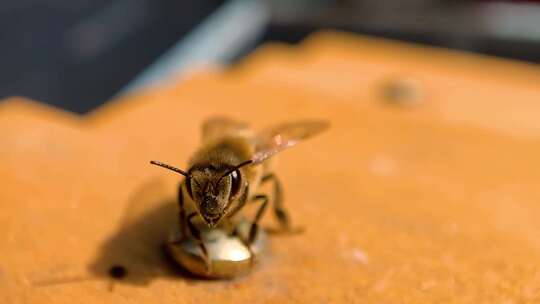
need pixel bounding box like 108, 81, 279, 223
150, 160, 251, 228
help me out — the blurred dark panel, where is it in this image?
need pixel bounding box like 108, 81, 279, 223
254, 24, 540, 65
4, 0, 540, 114
259, 1, 540, 64
0, 0, 224, 113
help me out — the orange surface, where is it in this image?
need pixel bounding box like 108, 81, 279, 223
2, 31, 540, 303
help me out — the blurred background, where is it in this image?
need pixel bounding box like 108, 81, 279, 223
2, 0, 540, 113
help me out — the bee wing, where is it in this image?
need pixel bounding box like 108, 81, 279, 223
202, 116, 250, 142
252, 120, 330, 164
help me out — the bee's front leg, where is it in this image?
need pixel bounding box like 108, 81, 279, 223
168, 183, 188, 244
246, 194, 269, 245
186, 212, 212, 274
177, 183, 187, 239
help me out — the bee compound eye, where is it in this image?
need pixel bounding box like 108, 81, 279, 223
230, 170, 241, 196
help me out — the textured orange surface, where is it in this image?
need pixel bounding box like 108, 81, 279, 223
2, 31, 540, 303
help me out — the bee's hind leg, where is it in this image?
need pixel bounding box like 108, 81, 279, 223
261, 174, 303, 234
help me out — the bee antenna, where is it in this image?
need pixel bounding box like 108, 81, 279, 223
150, 160, 189, 177
220, 160, 253, 180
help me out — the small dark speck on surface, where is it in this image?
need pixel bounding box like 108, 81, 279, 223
108, 265, 127, 280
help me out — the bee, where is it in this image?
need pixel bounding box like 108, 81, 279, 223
150, 117, 329, 269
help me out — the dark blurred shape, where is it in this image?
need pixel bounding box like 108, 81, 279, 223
3, 0, 540, 114
0, 0, 224, 113
262, 0, 540, 63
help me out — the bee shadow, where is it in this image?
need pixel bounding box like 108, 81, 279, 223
87, 178, 201, 286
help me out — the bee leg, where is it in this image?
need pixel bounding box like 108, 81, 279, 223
224, 186, 248, 238
186, 212, 212, 274
247, 195, 269, 244
177, 183, 188, 239
261, 174, 302, 233
236, 194, 268, 266
168, 184, 188, 244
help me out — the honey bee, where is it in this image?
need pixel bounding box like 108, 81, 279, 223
150, 117, 329, 268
